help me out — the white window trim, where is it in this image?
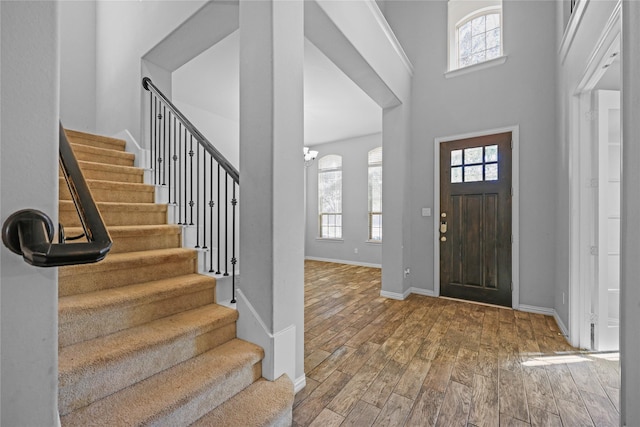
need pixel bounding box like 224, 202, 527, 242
449, 5, 503, 73
445, 55, 508, 79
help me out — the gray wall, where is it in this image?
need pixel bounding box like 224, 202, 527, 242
383, 0, 558, 310
1, 2, 60, 425
305, 133, 383, 267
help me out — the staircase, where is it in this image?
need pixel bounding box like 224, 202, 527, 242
57, 129, 293, 426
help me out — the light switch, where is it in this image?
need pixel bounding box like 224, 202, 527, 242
422, 208, 431, 217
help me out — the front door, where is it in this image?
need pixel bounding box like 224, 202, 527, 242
439, 132, 512, 307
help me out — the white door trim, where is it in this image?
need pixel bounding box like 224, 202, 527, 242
568, 3, 621, 348
434, 125, 520, 308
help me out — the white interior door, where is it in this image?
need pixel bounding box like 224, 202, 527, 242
594, 89, 620, 351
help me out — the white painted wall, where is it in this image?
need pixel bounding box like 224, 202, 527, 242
1, 2, 60, 425
59, 0, 96, 133
94, 1, 206, 141
384, 0, 558, 310
305, 134, 383, 267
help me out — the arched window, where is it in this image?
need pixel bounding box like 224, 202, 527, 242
318, 155, 342, 239
368, 147, 382, 241
448, 1, 503, 71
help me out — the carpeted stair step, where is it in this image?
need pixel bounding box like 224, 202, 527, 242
59, 304, 241, 416
70, 143, 134, 167
59, 273, 217, 347
190, 375, 294, 427
65, 129, 126, 152
59, 200, 167, 227
63, 224, 182, 254
60, 177, 154, 203
74, 160, 143, 183
59, 248, 198, 297
60, 338, 263, 426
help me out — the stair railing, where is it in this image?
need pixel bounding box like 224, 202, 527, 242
142, 77, 240, 303
1, 123, 112, 267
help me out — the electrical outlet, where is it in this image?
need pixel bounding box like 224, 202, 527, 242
404, 268, 410, 278
354, 248, 358, 254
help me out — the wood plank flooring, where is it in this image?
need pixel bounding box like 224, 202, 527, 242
294, 260, 620, 427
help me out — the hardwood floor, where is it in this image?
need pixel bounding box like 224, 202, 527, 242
294, 260, 620, 427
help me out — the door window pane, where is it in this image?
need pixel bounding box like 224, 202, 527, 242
464, 165, 483, 182
464, 147, 483, 164
451, 150, 463, 166
485, 145, 498, 162
485, 163, 498, 180
451, 166, 463, 183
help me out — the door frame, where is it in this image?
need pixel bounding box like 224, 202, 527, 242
434, 125, 520, 309
569, 4, 621, 348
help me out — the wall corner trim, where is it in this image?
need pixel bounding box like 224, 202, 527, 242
293, 375, 307, 394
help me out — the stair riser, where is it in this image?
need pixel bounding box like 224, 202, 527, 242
59, 254, 197, 296
60, 183, 154, 204
77, 167, 143, 184
59, 322, 237, 416
106, 232, 182, 253
59, 204, 167, 227
66, 130, 126, 152
149, 363, 262, 427
60, 287, 216, 347
72, 148, 134, 167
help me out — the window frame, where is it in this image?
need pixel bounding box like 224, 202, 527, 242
454, 6, 503, 70
367, 147, 383, 242
317, 155, 343, 240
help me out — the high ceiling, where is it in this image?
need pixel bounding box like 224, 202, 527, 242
171, 31, 382, 146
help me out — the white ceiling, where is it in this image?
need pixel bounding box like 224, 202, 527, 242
171, 31, 382, 146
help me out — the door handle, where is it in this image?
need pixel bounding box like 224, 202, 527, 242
440, 221, 447, 234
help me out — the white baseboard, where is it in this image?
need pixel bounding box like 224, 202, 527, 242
380, 287, 435, 300
304, 256, 381, 269
518, 304, 570, 337
293, 374, 307, 394
236, 289, 297, 383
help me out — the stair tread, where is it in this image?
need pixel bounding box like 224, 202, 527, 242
190, 375, 294, 427
70, 142, 134, 159
60, 339, 263, 427
59, 273, 215, 317
59, 247, 196, 277
59, 304, 238, 376
65, 129, 127, 151
77, 160, 142, 175
59, 176, 153, 191
65, 224, 181, 236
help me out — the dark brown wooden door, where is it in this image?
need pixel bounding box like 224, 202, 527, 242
439, 132, 512, 307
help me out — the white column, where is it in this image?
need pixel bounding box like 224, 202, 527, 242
621, 1, 640, 424
237, 0, 305, 389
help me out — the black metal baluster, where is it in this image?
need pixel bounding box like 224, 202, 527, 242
167, 112, 172, 202
172, 116, 177, 205
184, 128, 188, 224
231, 184, 237, 303
216, 164, 221, 275
156, 100, 162, 185
161, 105, 166, 186
224, 173, 229, 277
195, 142, 200, 248
202, 151, 207, 250
209, 157, 215, 273
149, 92, 153, 181
189, 135, 194, 226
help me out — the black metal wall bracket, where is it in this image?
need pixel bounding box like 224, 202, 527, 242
2, 209, 55, 258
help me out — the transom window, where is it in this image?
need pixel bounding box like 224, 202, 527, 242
458, 11, 501, 68
451, 145, 498, 183
368, 147, 382, 242
318, 155, 342, 239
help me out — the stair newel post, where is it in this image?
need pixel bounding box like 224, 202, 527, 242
224, 172, 229, 277
216, 164, 221, 275
209, 156, 215, 273
188, 134, 194, 226
231, 184, 237, 304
